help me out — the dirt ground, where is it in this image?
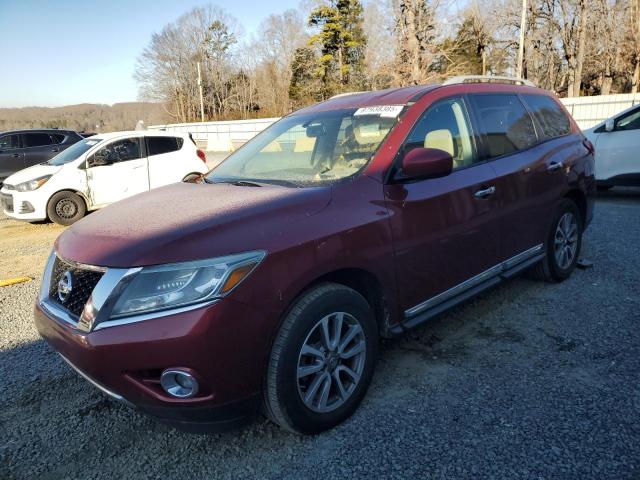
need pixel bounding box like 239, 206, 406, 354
0, 212, 64, 280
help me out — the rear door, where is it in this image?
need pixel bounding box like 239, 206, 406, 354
467, 93, 569, 262
145, 135, 185, 188
21, 132, 59, 166
0, 134, 25, 181
384, 96, 503, 317
86, 137, 149, 206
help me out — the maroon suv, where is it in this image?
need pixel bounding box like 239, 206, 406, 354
35, 77, 595, 434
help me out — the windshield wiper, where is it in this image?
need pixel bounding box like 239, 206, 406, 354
205, 178, 264, 187
229, 180, 263, 187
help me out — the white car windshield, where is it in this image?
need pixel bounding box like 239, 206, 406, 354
47, 138, 103, 166
205, 108, 401, 187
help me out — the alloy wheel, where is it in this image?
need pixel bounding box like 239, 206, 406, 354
297, 312, 366, 413
554, 212, 578, 269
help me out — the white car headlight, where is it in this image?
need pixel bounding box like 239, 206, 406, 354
16, 175, 52, 192
109, 250, 266, 318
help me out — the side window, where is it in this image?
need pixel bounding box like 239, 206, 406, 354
50, 133, 66, 144
615, 107, 640, 131
91, 138, 141, 166
522, 94, 570, 138
0, 134, 20, 150
402, 97, 476, 170
468, 94, 538, 160
146, 136, 183, 156
22, 133, 53, 148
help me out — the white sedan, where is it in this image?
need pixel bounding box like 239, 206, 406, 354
584, 104, 640, 189
0, 131, 208, 225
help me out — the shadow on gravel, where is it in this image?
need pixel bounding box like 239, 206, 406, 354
596, 186, 640, 203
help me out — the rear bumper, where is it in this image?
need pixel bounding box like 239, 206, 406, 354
34, 297, 272, 432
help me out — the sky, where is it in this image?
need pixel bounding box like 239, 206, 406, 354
0, 0, 300, 108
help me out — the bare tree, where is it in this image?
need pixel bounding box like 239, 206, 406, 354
393, 0, 440, 84
251, 10, 308, 115
363, 0, 396, 89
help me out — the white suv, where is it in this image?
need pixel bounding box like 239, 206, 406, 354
0, 131, 208, 225
584, 104, 640, 190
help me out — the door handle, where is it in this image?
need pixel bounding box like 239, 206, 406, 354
52, 148, 59, 153
474, 186, 496, 198
547, 161, 564, 172
12, 153, 20, 158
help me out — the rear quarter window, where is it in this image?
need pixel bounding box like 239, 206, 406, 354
146, 136, 184, 156
522, 94, 571, 139
50, 133, 65, 144
468, 94, 538, 160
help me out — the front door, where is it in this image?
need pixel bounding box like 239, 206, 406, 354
86, 137, 149, 206
384, 96, 503, 318
0, 133, 25, 181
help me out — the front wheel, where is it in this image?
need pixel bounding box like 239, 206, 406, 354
47, 191, 87, 226
531, 198, 582, 282
263, 283, 378, 434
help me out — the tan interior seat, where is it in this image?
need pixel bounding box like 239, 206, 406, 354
424, 129, 455, 156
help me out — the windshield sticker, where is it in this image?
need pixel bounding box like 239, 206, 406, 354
353, 105, 404, 118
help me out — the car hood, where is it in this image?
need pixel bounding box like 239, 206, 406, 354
56, 182, 332, 268
4, 164, 61, 186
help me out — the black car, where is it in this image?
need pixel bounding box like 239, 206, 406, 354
0, 129, 84, 185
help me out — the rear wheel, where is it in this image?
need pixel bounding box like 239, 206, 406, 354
263, 283, 378, 434
531, 199, 582, 282
47, 191, 86, 226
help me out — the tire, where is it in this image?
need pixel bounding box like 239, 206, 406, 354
47, 191, 87, 226
263, 282, 378, 435
182, 173, 202, 183
531, 198, 582, 282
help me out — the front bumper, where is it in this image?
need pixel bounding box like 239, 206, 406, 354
34, 296, 269, 432
0, 187, 47, 221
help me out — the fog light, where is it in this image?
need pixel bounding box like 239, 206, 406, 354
160, 369, 199, 398
19, 201, 34, 214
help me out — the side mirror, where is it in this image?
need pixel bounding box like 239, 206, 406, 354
605, 118, 614, 132
401, 147, 453, 179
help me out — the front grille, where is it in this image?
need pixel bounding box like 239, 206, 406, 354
1, 193, 13, 213
49, 256, 104, 317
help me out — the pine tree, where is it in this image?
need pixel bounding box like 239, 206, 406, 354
308, 0, 367, 97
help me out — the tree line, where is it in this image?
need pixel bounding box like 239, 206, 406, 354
135, 0, 640, 123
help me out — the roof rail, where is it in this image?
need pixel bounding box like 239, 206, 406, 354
330, 91, 367, 99
442, 75, 536, 87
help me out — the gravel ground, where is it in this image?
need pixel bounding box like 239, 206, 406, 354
1, 189, 639, 480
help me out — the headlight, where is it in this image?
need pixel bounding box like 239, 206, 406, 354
109, 250, 266, 318
16, 175, 52, 192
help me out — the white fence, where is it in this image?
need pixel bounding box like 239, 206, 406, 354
148, 117, 278, 151
560, 93, 640, 129
148, 94, 640, 152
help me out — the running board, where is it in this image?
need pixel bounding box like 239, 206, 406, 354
389, 246, 544, 336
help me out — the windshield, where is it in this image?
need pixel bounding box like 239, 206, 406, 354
206, 107, 401, 187
47, 137, 103, 166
